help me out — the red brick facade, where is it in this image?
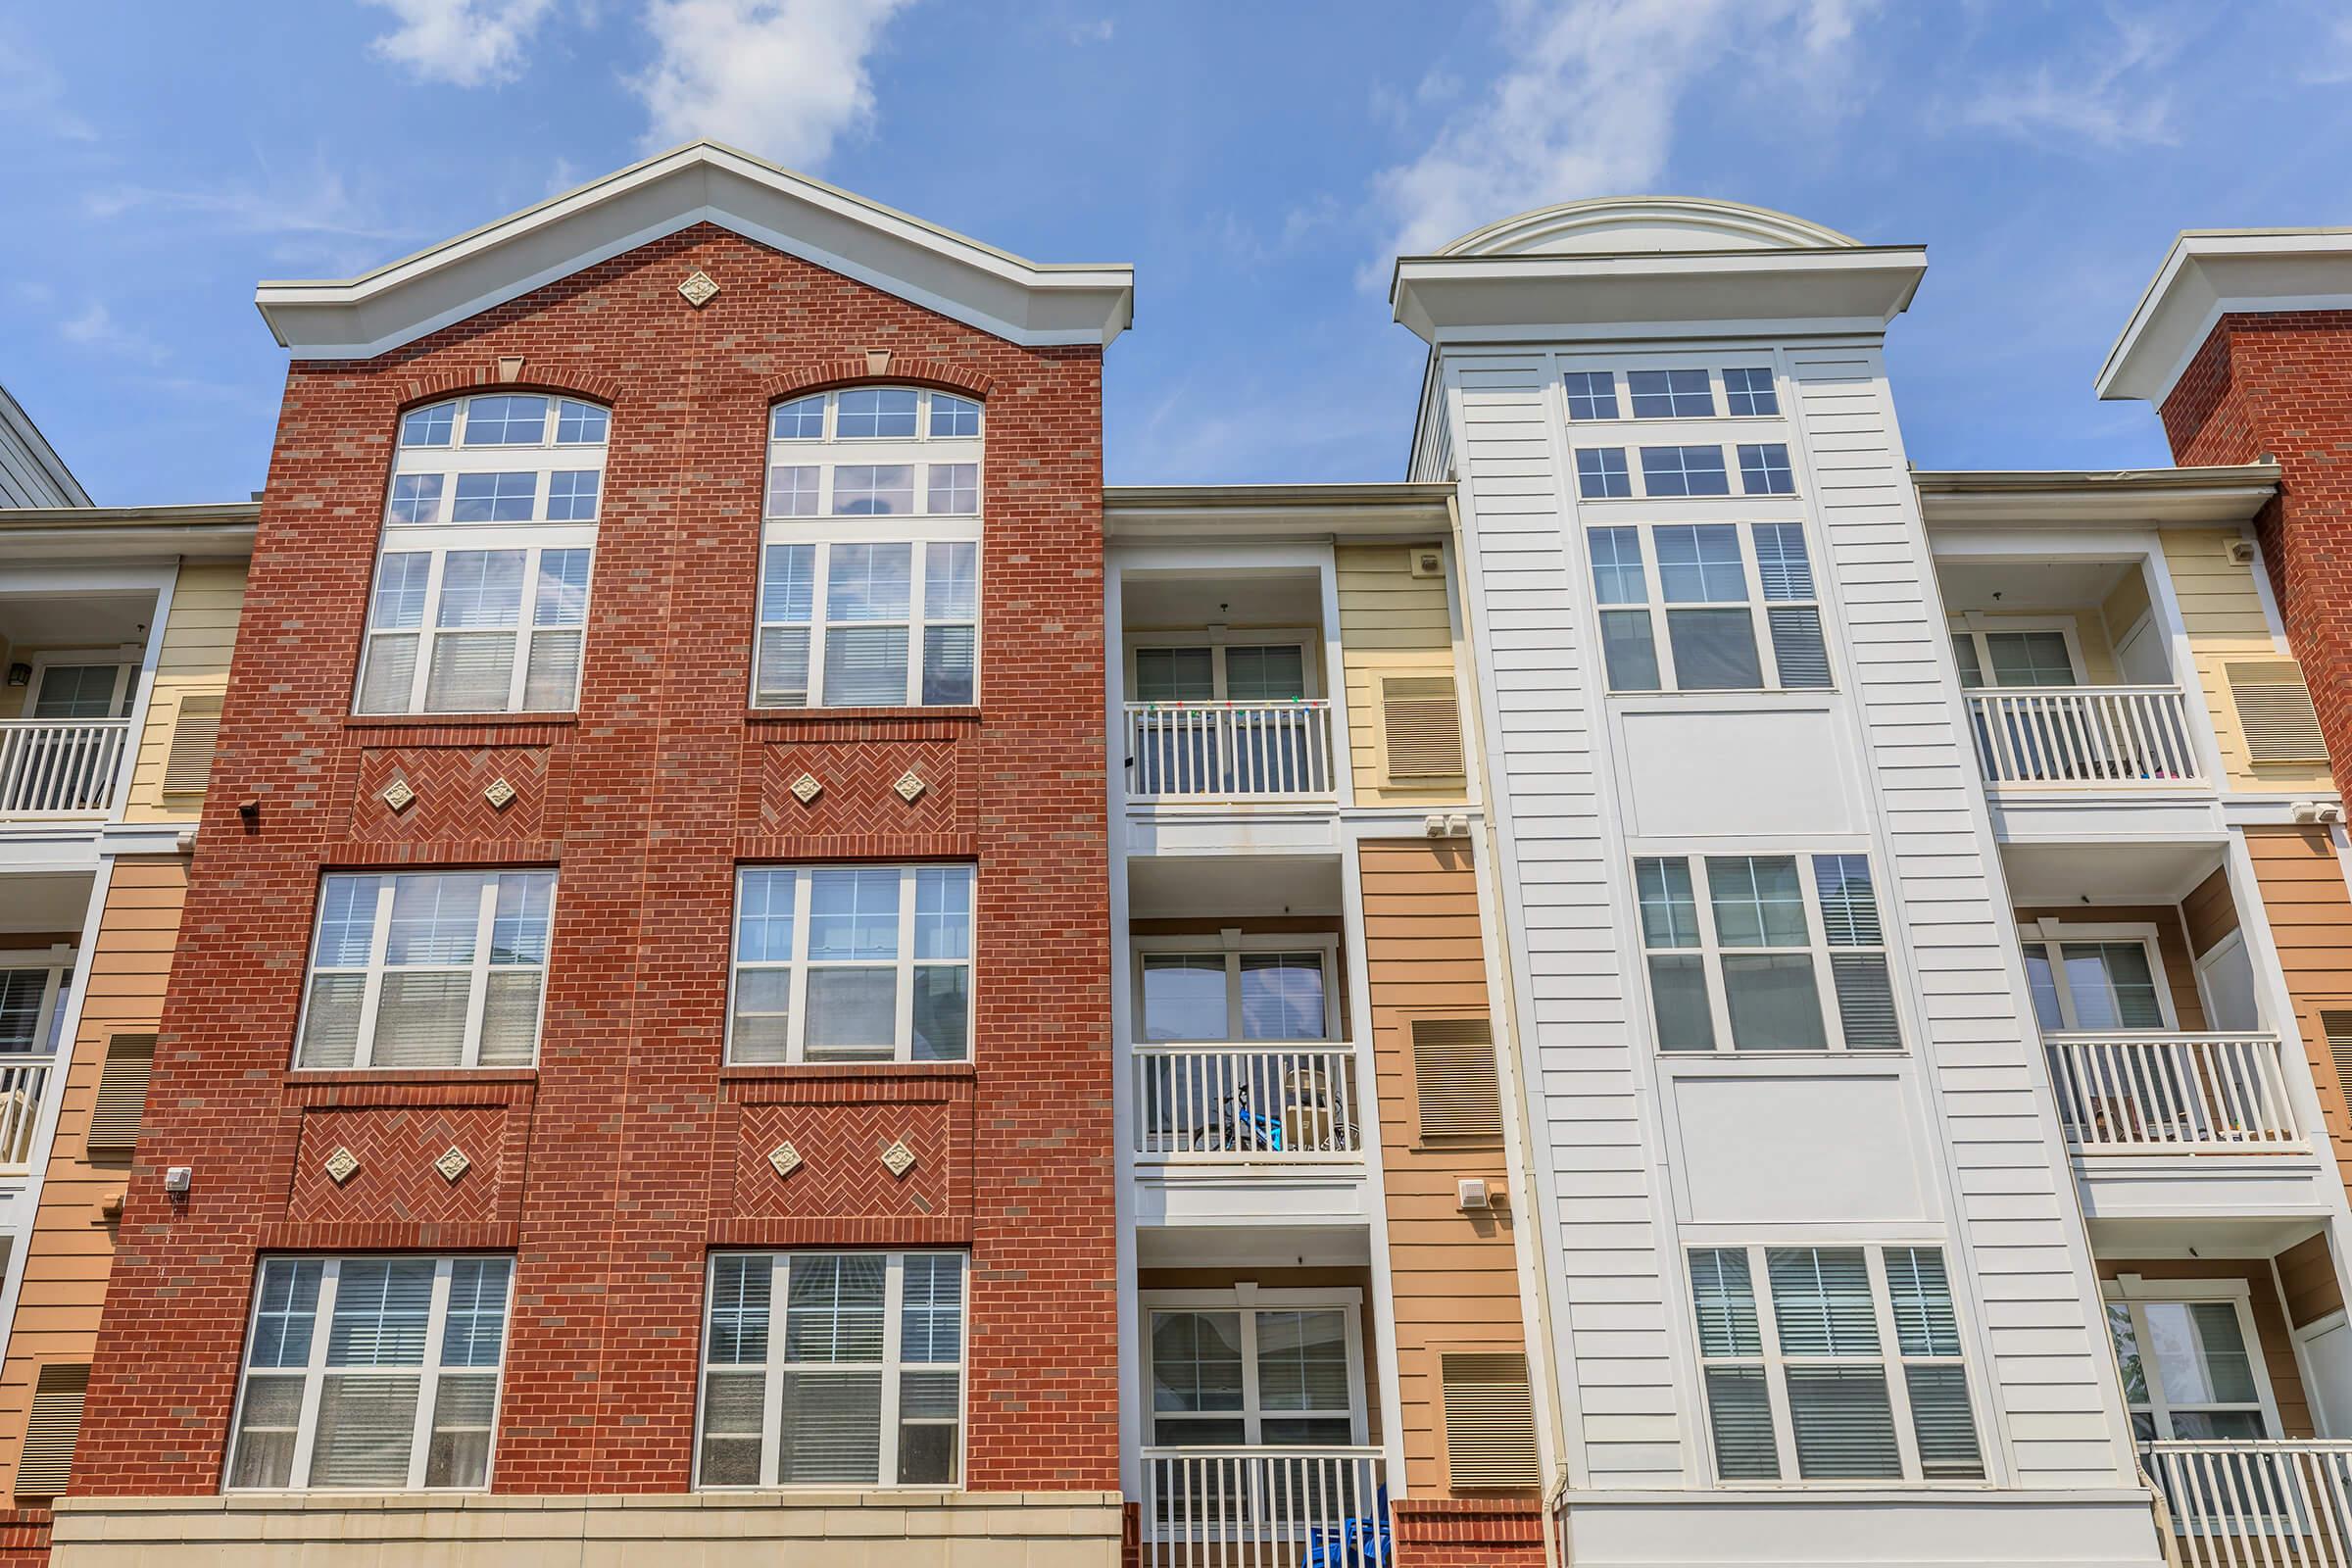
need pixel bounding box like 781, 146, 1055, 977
2158, 311, 2352, 785
74, 224, 1116, 1495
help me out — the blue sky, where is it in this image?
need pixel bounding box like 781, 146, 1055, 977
4, 0, 2350, 506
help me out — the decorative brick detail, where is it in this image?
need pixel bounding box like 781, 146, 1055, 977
748, 734, 963, 839
726, 1101, 965, 1222
760, 356, 998, 406
399, 363, 625, 409
351, 746, 552, 843
289, 1106, 514, 1226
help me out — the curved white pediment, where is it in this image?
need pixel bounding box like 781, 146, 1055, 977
1440, 196, 1860, 258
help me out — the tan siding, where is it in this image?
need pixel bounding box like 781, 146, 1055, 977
2162, 528, 2336, 793
1336, 544, 1466, 806
0, 858, 185, 1494
2014, 904, 2207, 1031
1360, 838, 1531, 1495
123, 562, 247, 822
2182, 868, 2242, 960
2097, 1257, 2313, 1438
2246, 826, 2352, 1200
2278, 1234, 2345, 1331
2101, 563, 2154, 649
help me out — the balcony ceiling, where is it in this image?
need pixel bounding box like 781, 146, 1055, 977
1129, 855, 1343, 919
1123, 571, 1321, 634
1937, 558, 2136, 614
2000, 839, 2225, 905
0, 589, 152, 652
0, 872, 93, 934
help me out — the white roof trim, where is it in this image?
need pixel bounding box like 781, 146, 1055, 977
2097, 228, 2352, 405
255, 141, 1135, 359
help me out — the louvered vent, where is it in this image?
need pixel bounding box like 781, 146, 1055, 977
1383, 676, 1464, 780
16, 1363, 87, 1497
2229, 662, 2328, 764
162, 694, 223, 795
2326, 1012, 2352, 1124
1413, 1018, 1502, 1143
1441, 1352, 1542, 1488
84, 1034, 156, 1156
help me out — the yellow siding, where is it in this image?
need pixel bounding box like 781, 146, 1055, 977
2101, 563, 2153, 649
123, 562, 247, 822
2163, 528, 2335, 793
1336, 543, 1465, 805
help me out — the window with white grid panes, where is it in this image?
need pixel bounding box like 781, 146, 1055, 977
728, 865, 974, 1063
1690, 1245, 1984, 1484
696, 1251, 966, 1488
1585, 521, 1829, 692
294, 870, 555, 1069
226, 1255, 514, 1491
756, 387, 981, 709
1635, 852, 1898, 1053
358, 395, 606, 714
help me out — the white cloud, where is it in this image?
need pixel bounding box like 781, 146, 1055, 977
1366, 0, 1872, 277
1068, 18, 1112, 44
363, 0, 560, 88
58, 303, 169, 366
0, 25, 96, 141
1959, 9, 2185, 149
86, 168, 410, 241
630, 0, 913, 165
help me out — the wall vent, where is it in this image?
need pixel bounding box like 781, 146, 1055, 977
162, 694, 223, 795
85, 1034, 156, 1156
2229, 661, 2328, 764
1412, 1018, 1502, 1143
1441, 1351, 1543, 1488
1383, 676, 1465, 780
2325, 1011, 2352, 1124
16, 1363, 88, 1497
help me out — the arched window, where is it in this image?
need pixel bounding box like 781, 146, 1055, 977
754, 386, 981, 709
354, 393, 609, 715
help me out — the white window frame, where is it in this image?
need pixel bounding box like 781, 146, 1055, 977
0, 949, 73, 1054
1946, 614, 2089, 691
694, 1250, 969, 1490
223, 1253, 514, 1493
1131, 932, 1343, 1043
2016, 918, 2177, 1032
2102, 1276, 2282, 1441
725, 864, 976, 1065
1635, 850, 1899, 1054
1139, 1286, 1368, 1447
1585, 521, 1828, 693
22, 651, 139, 719
1124, 631, 1322, 702
293, 870, 557, 1070
1690, 1244, 1986, 1487
357, 393, 607, 716
754, 387, 982, 710
1558, 365, 1785, 426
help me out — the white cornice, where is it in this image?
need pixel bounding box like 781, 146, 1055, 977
1104, 482, 1453, 541
254, 141, 1135, 359
2097, 228, 2352, 405
1912, 463, 2279, 527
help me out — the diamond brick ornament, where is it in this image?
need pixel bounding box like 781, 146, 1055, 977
324, 1146, 360, 1184
434, 1147, 470, 1183
893, 770, 926, 803
381, 778, 416, 812
678, 270, 720, 307
880, 1139, 916, 1178
789, 772, 823, 805
483, 777, 516, 809
768, 1141, 804, 1179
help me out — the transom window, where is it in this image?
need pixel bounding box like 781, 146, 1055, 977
1589, 521, 1829, 692
729, 865, 973, 1063
2106, 1290, 2275, 1443
359, 394, 607, 715
1637, 853, 1896, 1053
1573, 444, 1796, 502
1690, 1245, 1983, 1483
295, 870, 555, 1070
1560, 367, 1780, 421
1146, 1295, 1365, 1446
1630, 369, 1717, 419
1135, 940, 1339, 1042
2019, 927, 2171, 1032
697, 1250, 965, 1488
227, 1254, 513, 1491
1723, 368, 1780, 416
756, 386, 981, 709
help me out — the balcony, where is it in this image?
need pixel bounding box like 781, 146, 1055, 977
1131, 1044, 1364, 1164
0, 1056, 51, 1174
1965, 686, 2205, 790
0, 719, 131, 819
2144, 1442, 2352, 1566
1137, 1446, 1384, 1568
1122, 702, 1338, 803
2045, 1033, 2299, 1153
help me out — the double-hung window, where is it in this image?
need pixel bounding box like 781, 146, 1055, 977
756, 387, 981, 709
697, 1250, 965, 1487
1586, 522, 1830, 691
1690, 1245, 1983, 1482
227, 1254, 513, 1491
358, 394, 606, 714
295, 870, 555, 1069
1637, 853, 1897, 1053
2106, 1290, 2274, 1443
728, 865, 973, 1063
2018, 927, 2170, 1032
1135, 943, 1337, 1042
1146, 1295, 1364, 1446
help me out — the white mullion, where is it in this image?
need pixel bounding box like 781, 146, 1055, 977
880, 1253, 906, 1485
1642, 526, 1680, 690
504, 546, 539, 712
290, 1258, 340, 1488
906, 542, 928, 706
1867, 1250, 1924, 1481
1747, 1248, 1800, 1482
461, 875, 499, 1069
1238, 1307, 1264, 1444
762, 1254, 788, 1488
808, 541, 832, 708
895, 870, 919, 1061
409, 1259, 454, 1489
1688, 857, 1736, 1054
406, 550, 450, 713
350, 880, 397, 1070
2133, 1303, 2175, 1439
1738, 525, 1777, 692
482, 1258, 514, 1488
786, 872, 813, 1064
1224, 954, 1245, 1042
1798, 857, 1846, 1054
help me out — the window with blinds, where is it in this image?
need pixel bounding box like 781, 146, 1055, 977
729, 865, 975, 1064
1412, 1018, 1502, 1143
294, 870, 556, 1070
84, 1032, 155, 1156
162, 693, 223, 795
1382, 676, 1464, 780
755, 387, 982, 709
698, 1251, 966, 1488
16, 1362, 88, 1497
355, 394, 607, 715
1440, 1352, 1542, 1487
1636, 853, 1897, 1054
226, 1254, 512, 1491
1690, 1245, 1982, 1483
2228, 661, 2328, 764
1586, 521, 1830, 693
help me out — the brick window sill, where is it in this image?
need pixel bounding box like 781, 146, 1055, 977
719, 1061, 976, 1083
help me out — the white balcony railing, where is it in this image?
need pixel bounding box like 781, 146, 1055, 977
1138, 1446, 1384, 1568
2045, 1033, 2300, 1152
0, 1057, 54, 1172
1122, 702, 1336, 801
0, 719, 131, 818
2145, 1441, 2352, 1566
1130, 1044, 1363, 1163
1964, 686, 2206, 789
